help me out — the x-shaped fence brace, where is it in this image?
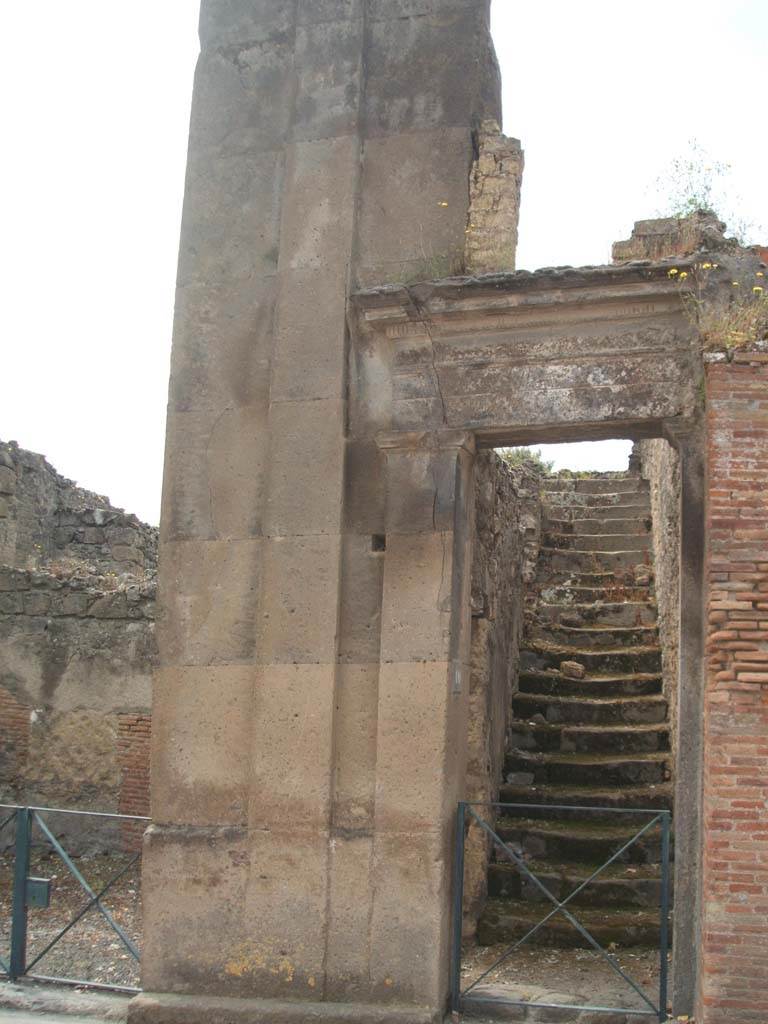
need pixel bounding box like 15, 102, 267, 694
451, 801, 671, 1022
0, 806, 146, 988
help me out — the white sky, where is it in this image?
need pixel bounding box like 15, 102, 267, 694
2, 1, 765, 524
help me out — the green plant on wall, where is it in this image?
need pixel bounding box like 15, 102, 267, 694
668, 262, 768, 351
652, 138, 762, 246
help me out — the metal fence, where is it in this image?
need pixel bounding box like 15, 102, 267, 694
451, 801, 672, 1022
0, 804, 148, 993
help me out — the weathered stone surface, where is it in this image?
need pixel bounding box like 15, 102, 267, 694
612, 209, 736, 262
465, 120, 524, 275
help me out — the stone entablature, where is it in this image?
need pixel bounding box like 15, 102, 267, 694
351, 261, 702, 443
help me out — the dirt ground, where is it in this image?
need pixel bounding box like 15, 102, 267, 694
0, 848, 141, 990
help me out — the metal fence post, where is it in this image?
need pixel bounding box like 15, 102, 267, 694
658, 809, 671, 1023
9, 807, 31, 980
450, 801, 466, 1016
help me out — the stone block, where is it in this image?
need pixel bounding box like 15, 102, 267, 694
256, 534, 341, 665
240, 829, 330, 996
278, 136, 358, 273
331, 663, 379, 830
324, 833, 374, 999
292, 18, 363, 141
343, 439, 386, 535
248, 663, 335, 828
198, 0, 294, 48
356, 128, 474, 286
161, 403, 269, 542
168, 278, 276, 414
139, 824, 250, 995
157, 538, 262, 666
270, 268, 347, 402
374, 661, 453, 830
264, 399, 345, 536
337, 534, 384, 664
177, 149, 284, 288
382, 446, 461, 535
297, 0, 362, 23
379, 533, 452, 663
150, 665, 255, 826
190, 36, 293, 156
368, 830, 450, 1006
363, 7, 498, 137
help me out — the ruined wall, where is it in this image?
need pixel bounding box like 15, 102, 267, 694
700, 348, 768, 1024
638, 439, 681, 754
0, 566, 155, 821
0, 442, 156, 843
465, 120, 523, 275
464, 451, 542, 933
0, 440, 157, 574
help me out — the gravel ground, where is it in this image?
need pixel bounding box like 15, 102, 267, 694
0, 849, 141, 990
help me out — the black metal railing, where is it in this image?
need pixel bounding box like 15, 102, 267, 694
0, 804, 148, 992
451, 801, 671, 1022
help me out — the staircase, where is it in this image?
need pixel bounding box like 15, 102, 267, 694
477, 470, 672, 947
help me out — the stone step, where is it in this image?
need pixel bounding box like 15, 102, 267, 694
538, 547, 652, 573
546, 498, 652, 517
538, 582, 654, 604
526, 623, 659, 649
477, 899, 664, 948
488, 862, 668, 909
497, 781, 673, 813
543, 477, 647, 495
505, 750, 670, 788
490, 816, 668, 869
536, 601, 658, 627
519, 670, 663, 699
509, 721, 670, 755
521, 643, 662, 676
545, 516, 652, 536
512, 691, 668, 725
544, 532, 653, 553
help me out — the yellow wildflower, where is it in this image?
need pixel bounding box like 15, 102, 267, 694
667, 268, 679, 277
679, 271, 688, 280
757, 271, 765, 278
753, 286, 764, 294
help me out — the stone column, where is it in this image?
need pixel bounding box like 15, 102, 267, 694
132, 2, 499, 1022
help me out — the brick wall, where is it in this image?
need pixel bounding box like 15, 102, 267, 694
700, 351, 768, 1022
117, 714, 151, 849
0, 685, 30, 796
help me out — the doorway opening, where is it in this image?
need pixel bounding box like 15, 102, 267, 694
462, 437, 681, 1017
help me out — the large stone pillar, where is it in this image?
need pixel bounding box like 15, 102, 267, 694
132, 3, 499, 1022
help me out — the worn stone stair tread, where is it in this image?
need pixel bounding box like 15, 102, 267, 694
476, 899, 665, 948
513, 721, 669, 735
508, 750, 669, 766
490, 858, 667, 883
498, 781, 673, 809
518, 672, 663, 698
544, 532, 653, 552
515, 690, 666, 708
545, 516, 652, 532
533, 624, 659, 640
494, 815, 665, 843
539, 545, 650, 557
523, 641, 661, 656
